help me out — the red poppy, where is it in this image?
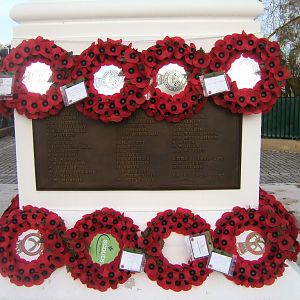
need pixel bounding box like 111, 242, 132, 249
265, 41, 281, 57
211, 46, 230, 62
244, 33, 258, 51
265, 213, 282, 227
263, 78, 280, 94
209, 57, 225, 71
121, 63, 139, 79
18, 41, 33, 58
222, 35, 235, 53
273, 65, 290, 82
265, 57, 281, 72
57, 53, 74, 69
278, 235, 294, 251
193, 51, 210, 68
122, 47, 139, 63
31, 40, 47, 56
105, 41, 123, 57
255, 37, 267, 53
9, 49, 25, 65
36, 96, 50, 113
232, 32, 248, 51
130, 72, 149, 88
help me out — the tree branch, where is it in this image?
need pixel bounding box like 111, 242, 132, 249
268, 16, 300, 39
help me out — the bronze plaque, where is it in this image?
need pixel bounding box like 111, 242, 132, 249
32, 102, 242, 190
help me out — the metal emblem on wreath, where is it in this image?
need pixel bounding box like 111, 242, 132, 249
16, 231, 44, 257
157, 69, 187, 93
237, 231, 265, 256
94, 69, 124, 90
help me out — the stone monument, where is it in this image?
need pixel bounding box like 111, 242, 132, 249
0, 0, 299, 299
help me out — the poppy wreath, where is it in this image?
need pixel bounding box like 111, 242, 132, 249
213, 194, 299, 288
64, 208, 139, 292
209, 31, 289, 114
0, 195, 19, 220
259, 188, 300, 262
0, 102, 13, 119
0, 204, 66, 287
2, 36, 74, 119
138, 208, 212, 292
72, 38, 150, 122
141, 36, 210, 122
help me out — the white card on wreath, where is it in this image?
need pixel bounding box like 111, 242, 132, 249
207, 250, 235, 275
200, 72, 230, 96
119, 250, 145, 272
0, 75, 14, 97
60, 80, 88, 106
189, 232, 211, 259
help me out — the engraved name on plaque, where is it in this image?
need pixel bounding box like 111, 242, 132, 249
33, 101, 242, 190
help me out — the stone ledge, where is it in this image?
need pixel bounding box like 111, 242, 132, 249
261, 138, 300, 153
0, 127, 14, 138
11, 0, 263, 23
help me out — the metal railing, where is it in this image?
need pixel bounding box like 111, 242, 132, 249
262, 96, 300, 139
0, 115, 14, 129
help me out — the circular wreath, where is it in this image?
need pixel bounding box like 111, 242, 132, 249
1, 195, 19, 219
0, 204, 66, 287
213, 201, 299, 288
209, 31, 289, 114
64, 207, 139, 291
138, 208, 212, 292
259, 188, 299, 261
2, 36, 74, 119
141, 36, 210, 122
0, 102, 13, 119
72, 38, 149, 122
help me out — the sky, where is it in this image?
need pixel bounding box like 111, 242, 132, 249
0, 0, 26, 45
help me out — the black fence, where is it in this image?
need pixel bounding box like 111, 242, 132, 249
262, 97, 300, 139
